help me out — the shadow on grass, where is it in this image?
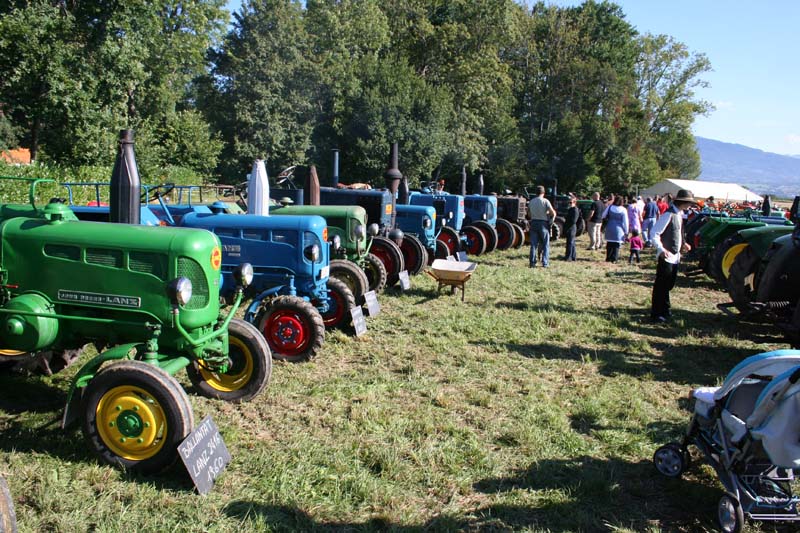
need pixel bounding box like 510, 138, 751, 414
0, 374, 66, 414
223, 455, 719, 531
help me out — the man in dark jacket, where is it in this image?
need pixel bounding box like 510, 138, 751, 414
649, 189, 698, 323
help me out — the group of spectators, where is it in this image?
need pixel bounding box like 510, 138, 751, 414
526, 186, 699, 323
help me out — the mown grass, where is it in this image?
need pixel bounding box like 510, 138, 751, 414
0, 235, 790, 532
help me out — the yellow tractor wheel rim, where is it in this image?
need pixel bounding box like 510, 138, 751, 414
198, 336, 254, 392
96, 385, 167, 461
0, 349, 26, 357
722, 243, 749, 279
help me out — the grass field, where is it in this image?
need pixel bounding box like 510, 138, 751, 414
0, 234, 791, 532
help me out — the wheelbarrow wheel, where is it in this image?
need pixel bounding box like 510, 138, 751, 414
318, 277, 356, 330
462, 226, 487, 256
473, 221, 498, 253
399, 234, 428, 275
187, 318, 272, 402
370, 236, 405, 288
258, 296, 325, 363
437, 226, 461, 256
363, 253, 387, 293
495, 219, 515, 250
330, 259, 369, 304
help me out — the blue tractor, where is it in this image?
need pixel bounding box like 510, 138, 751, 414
63, 182, 347, 363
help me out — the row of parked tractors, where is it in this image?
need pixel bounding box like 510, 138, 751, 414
0, 133, 542, 479
683, 197, 800, 347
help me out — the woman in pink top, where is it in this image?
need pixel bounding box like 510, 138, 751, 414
627, 196, 642, 234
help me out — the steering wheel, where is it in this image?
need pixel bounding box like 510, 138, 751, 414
276, 165, 297, 186
141, 184, 175, 203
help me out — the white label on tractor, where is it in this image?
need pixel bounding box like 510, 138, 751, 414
58, 289, 141, 308
320, 265, 330, 279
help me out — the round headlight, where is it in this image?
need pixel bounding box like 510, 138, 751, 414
354, 224, 365, 239
423, 217, 432, 229
304, 244, 320, 262
482, 213, 487, 220
168, 277, 193, 306
234, 262, 254, 288
448, 211, 454, 220
368, 223, 380, 237
332, 234, 342, 249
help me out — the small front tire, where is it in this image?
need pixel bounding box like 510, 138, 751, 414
319, 277, 356, 330
330, 259, 369, 305
362, 253, 388, 293
258, 296, 325, 363
187, 318, 272, 402
81, 360, 194, 474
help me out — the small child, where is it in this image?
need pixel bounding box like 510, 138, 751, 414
628, 228, 644, 264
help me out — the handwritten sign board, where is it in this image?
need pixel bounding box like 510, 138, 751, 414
457, 251, 468, 262
350, 306, 367, 336
398, 270, 411, 291
178, 416, 231, 495
363, 290, 381, 317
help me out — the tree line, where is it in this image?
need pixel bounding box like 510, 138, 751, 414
0, 0, 711, 194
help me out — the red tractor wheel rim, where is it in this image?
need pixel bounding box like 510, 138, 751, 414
437, 232, 458, 255
320, 290, 346, 328
401, 241, 419, 270
464, 230, 482, 255
497, 226, 512, 248
263, 310, 309, 357
372, 245, 399, 275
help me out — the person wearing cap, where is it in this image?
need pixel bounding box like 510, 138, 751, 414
527, 185, 557, 268
649, 189, 698, 323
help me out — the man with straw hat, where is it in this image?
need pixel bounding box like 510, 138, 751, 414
649, 189, 698, 323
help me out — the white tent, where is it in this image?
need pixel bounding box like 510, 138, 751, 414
640, 179, 763, 203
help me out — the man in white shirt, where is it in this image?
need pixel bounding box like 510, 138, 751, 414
649, 189, 698, 323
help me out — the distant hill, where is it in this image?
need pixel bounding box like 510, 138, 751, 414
696, 136, 800, 197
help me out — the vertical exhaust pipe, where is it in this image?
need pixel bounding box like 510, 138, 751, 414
248, 159, 270, 215
478, 173, 484, 195
110, 129, 141, 225
383, 142, 402, 231
331, 149, 340, 188
398, 176, 409, 205
306, 165, 320, 206
460, 164, 467, 196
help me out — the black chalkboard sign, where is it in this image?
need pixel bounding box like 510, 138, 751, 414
178, 416, 231, 495
350, 306, 367, 336
457, 251, 468, 262
363, 290, 381, 316
398, 270, 411, 291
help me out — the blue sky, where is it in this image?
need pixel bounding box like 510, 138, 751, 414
225, 0, 799, 155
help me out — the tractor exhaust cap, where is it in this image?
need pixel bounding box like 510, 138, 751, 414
110, 129, 141, 225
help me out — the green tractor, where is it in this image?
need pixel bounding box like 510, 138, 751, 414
0, 141, 272, 473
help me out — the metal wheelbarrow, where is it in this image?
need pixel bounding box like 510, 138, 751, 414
425, 259, 477, 302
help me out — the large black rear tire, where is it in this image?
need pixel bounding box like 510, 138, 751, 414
437, 226, 462, 256
330, 259, 369, 304
473, 221, 498, 253
370, 236, 405, 288
462, 226, 487, 256
318, 277, 356, 330
187, 318, 272, 402
362, 253, 388, 293
399, 234, 428, 275
511, 223, 525, 249
495, 219, 515, 250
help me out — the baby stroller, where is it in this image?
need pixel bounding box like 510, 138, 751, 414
653, 349, 800, 532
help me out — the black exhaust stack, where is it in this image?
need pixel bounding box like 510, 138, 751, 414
398, 176, 409, 205
478, 173, 484, 195
460, 165, 467, 196
110, 129, 140, 224
331, 149, 340, 188
306, 165, 320, 206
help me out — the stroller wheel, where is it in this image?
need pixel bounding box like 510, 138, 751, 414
653, 443, 686, 478
717, 493, 744, 533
